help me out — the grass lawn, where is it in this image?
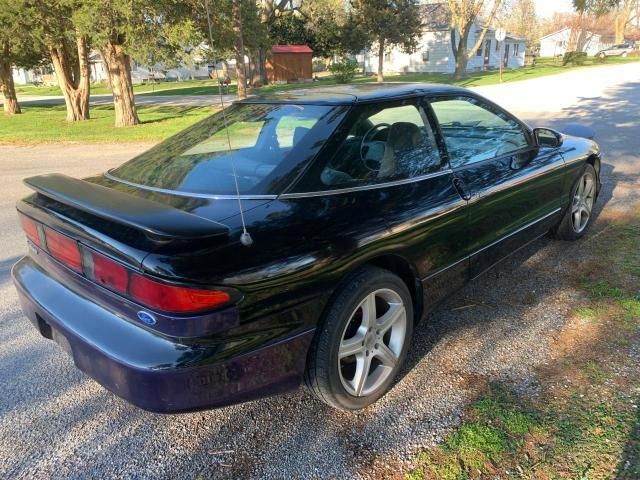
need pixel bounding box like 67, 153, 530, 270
14, 79, 226, 97
0, 104, 216, 144
15, 57, 640, 99
406, 205, 640, 480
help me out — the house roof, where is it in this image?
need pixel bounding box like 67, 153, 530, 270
540, 27, 571, 41
271, 45, 313, 54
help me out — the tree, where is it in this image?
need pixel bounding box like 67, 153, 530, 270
74, 0, 196, 127
501, 0, 540, 47
350, 0, 423, 82
28, 0, 92, 121
448, 0, 502, 80
613, 0, 639, 42
232, 0, 248, 98
0, 0, 47, 114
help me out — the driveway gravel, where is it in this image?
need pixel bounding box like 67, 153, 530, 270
0, 63, 639, 479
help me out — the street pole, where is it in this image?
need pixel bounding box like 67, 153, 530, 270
495, 28, 506, 83
499, 41, 503, 83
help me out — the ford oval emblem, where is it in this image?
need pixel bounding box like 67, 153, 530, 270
137, 311, 156, 325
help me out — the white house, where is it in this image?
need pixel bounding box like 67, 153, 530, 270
362, 2, 526, 75
539, 27, 608, 57
13, 49, 213, 86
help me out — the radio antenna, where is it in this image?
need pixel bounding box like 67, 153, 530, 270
205, 0, 253, 247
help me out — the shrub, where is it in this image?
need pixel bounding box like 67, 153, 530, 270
627, 50, 640, 58
563, 51, 587, 66
329, 58, 359, 83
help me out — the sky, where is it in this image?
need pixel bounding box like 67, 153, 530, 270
535, 0, 574, 18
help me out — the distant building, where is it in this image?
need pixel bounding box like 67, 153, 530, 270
13, 49, 212, 86
266, 45, 313, 83
539, 27, 609, 57
361, 2, 526, 75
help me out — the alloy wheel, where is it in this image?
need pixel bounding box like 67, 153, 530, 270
571, 170, 596, 233
337, 288, 407, 397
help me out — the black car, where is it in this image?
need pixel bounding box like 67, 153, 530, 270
13, 84, 601, 412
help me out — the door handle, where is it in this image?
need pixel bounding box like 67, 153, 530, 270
453, 177, 471, 201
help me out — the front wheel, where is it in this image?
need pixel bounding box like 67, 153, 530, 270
553, 163, 597, 240
304, 266, 413, 411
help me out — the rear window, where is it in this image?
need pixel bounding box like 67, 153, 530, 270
109, 103, 338, 195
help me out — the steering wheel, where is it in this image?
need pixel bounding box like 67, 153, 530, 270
360, 123, 390, 171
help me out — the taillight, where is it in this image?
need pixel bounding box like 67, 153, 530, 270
19, 214, 42, 247
18, 213, 233, 314
84, 250, 128, 294
86, 249, 231, 313
44, 227, 82, 272
129, 273, 231, 313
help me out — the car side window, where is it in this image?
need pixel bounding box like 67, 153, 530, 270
430, 96, 530, 169
312, 100, 443, 189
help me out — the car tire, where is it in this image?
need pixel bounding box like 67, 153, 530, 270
304, 266, 413, 411
553, 163, 598, 241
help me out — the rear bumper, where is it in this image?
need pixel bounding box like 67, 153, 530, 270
12, 256, 313, 413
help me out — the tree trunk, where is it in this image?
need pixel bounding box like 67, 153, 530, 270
103, 41, 139, 127
48, 34, 90, 121
377, 39, 385, 82
452, 27, 469, 80
0, 43, 21, 114
258, 47, 268, 84
233, 0, 247, 99
615, 13, 626, 43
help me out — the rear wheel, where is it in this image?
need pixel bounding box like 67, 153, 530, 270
304, 266, 413, 411
553, 163, 597, 240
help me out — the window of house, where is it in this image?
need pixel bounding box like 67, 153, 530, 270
422, 50, 430, 62
298, 101, 443, 191
384, 51, 392, 61
429, 96, 530, 168
477, 45, 483, 56
513, 44, 520, 56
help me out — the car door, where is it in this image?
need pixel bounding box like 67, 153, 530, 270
427, 94, 566, 278
288, 97, 470, 310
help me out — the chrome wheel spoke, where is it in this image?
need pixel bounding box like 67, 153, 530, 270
361, 293, 377, 329
374, 342, 398, 368
584, 176, 594, 199
573, 209, 581, 230
339, 335, 365, 359
352, 353, 372, 396
377, 303, 405, 335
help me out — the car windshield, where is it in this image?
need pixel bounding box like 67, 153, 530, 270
108, 103, 340, 195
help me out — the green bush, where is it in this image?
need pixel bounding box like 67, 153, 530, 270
595, 53, 607, 64
563, 51, 587, 66
329, 58, 359, 83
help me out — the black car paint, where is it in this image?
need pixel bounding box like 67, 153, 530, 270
12, 83, 601, 412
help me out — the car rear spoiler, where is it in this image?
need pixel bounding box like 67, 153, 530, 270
23, 174, 230, 241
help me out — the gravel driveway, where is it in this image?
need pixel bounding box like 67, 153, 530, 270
1, 63, 639, 479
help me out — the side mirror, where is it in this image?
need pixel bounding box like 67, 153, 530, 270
533, 127, 563, 148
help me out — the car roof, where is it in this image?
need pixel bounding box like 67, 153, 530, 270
238, 83, 470, 105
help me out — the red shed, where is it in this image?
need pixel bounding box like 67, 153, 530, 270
266, 45, 313, 83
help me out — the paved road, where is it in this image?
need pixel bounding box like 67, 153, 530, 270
0, 63, 639, 479
4, 92, 237, 107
